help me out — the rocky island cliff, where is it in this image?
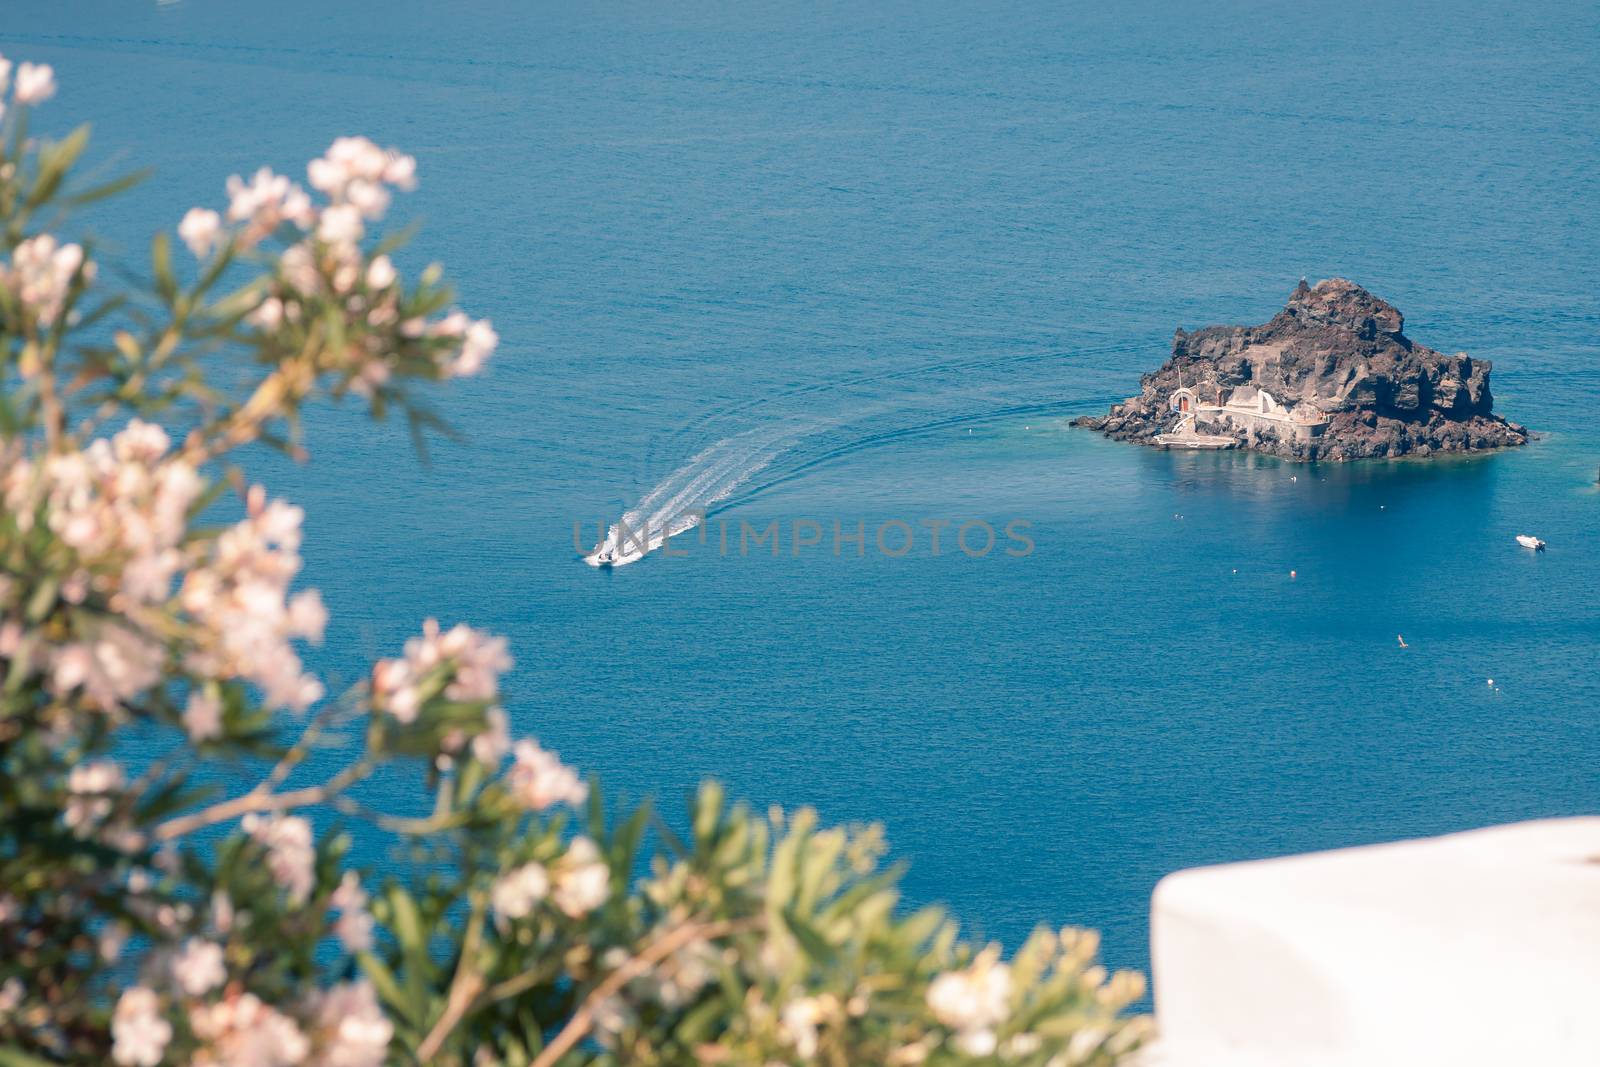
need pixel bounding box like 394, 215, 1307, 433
1074, 279, 1529, 460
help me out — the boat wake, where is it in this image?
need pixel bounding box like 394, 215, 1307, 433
584, 426, 801, 566
586, 334, 1135, 567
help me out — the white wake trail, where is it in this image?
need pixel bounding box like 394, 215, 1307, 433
590, 426, 797, 565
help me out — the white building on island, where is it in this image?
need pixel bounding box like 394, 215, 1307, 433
1161, 380, 1329, 448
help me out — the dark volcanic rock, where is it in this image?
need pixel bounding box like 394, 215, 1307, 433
1074, 279, 1529, 460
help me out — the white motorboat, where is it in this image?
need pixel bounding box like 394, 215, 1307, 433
1515, 534, 1545, 551
584, 524, 647, 568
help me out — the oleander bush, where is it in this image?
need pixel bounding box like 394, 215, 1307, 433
0, 56, 1149, 1067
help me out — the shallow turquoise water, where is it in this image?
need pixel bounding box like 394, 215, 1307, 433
6, 0, 1597, 973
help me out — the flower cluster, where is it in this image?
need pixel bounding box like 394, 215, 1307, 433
0, 53, 56, 123
304, 980, 393, 1067
180, 484, 327, 712
330, 873, 374, 954
114, 971, 392, 1067
174, 137, 498, 399
1, 420, 326, 722
111, 987, 172, 1067
505, 737, 587, 810
2, 420, 199, 712
926, 948, 1013, 1057
241, 813, 316, 904
490, 835, 610, 928
370, 618, 512, 764
1, 233, 93, 326
189, 991, 310, 1067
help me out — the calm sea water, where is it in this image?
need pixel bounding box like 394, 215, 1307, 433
7, 0, 1598, 974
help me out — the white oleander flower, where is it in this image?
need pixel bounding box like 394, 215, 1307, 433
426, 311, 499, 377
927, 948, 1012, 1055
781, 996, 826, 1059
316, 203, 364, 248
179, 207, 223, 259
552, 837, 610, 918
490, 861, 550, 922
14, 61, 55, 105
364, 255, 396, 290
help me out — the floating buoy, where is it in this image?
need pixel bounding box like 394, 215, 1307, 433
1289, 570, 1297, 580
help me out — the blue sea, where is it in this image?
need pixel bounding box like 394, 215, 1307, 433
7, 0, 1597, 975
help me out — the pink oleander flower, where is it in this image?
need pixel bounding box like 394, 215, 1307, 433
307, 137, 417, 211
226, 167, 314, 245
330, 873, 374, 954
242, 813, 315, 904
112, 987, 172, 1067
248, 296, 286, 330
172, 938, 226, 997
13, 61, 55, 106
3, 233, 92, 325
189, 992, 309, 1067
472, 705, 510, 766
371, 618, 510, 730
184, 689, 224, 741
506, 738, 587, 812
49, 627, 163, 713
180, 485, 326, 712
426, 310, 499, 377
307, 980, 392, 1067
179, 207, 223, 259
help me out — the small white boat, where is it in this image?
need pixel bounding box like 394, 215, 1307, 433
1515, 534, 1545, 551
584, 524, 647, 568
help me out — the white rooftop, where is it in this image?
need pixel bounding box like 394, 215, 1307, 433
1146, 818, 1600, 1066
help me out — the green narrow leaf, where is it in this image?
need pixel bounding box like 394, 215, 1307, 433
693, 779, 724, 849
780, 905, 838, 965
62, 166, 150, 208
357, 952, 415, 1027
26, 123, 92, 208
151, 232, 177, 305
